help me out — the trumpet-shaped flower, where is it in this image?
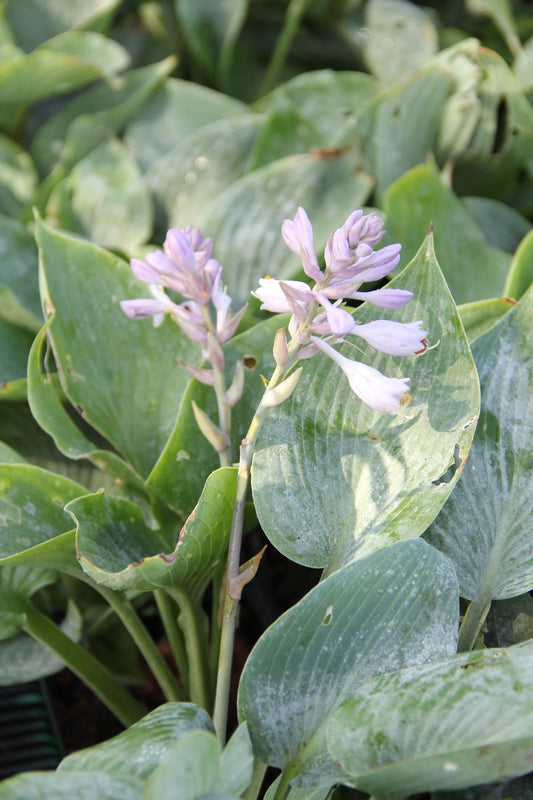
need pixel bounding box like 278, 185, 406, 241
313, 338, 410, 414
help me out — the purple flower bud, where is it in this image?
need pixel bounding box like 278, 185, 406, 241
120, 298, 165, 320
281, 207, 324, 282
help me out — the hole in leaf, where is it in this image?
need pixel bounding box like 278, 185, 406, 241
243, 355, 257, 369
431, 443, 463, 486
322, 605, 333, 625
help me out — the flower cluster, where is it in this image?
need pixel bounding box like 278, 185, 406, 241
254, 208, 428, 413
121, 226, 247, 460
120, 226, 246, 350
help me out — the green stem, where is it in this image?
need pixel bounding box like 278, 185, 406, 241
154, 589, 189, 694
243, 760, 267, 800
457, 597, 491, 652
212, 313, 316, 742
22, 602, 144, 727
169, 587, 211, 710
97, 587, 183, 702
209, 558, 226, 690
201, 305, 233, 467
258, 0, 311, 97
272, 770, 292, 800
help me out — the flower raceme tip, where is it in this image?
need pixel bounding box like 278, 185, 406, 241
254, 207, 429, 414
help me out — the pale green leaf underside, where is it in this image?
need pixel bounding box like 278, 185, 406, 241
238, 540, 458, 786
60, 702, 214, 780
328, 641, 533, 799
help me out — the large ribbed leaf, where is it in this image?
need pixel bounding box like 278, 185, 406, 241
360, 0, 438, 86
35, 218, 199, 478
31, 58, 174, 176
60, 702, 214, 780
148, 113, 263, 230
425, 284, 533, 603
327, 642, 533, 799
143, 729, 251, 800
47, 138, 153, 251
238, 540, 459, 787
0, 32, 128, 105
125, 78, 246, 170
0, 772, 142, 800
0, 463, 85, 559
252, 235, 479, 573
70, 468, 236, 601
351, 66, 454, 201
385, 160, 511, 304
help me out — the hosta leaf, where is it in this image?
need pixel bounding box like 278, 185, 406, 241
327, 641, 533, 799
125, 78, 246, 171
458, 297, 515, 342
31, 57, 175, 177
0, 772, 142, 800
255, 70, 379, 146
514, 37, 533, 92
36, 218, 199, 478
4, 0, 120, 51
237, 539, 459, 786
47, 138, 153, 251
60, 702, 214, 780
0, 600, 81, 684
0, 135, 38, 220
0, 31, 128, 105
147, 315, 285, 520
252, 234, 479, 573
0, 565, 57, 639
0, 319, 34, 396
384, 160, 511, 304
219, 724, 254, 797
0, 213, 40, 331
0, 463, 85, 559
425, 284, 533, 602
361, 0, 438, 86
70, 468, 236, 601
462, 197, 532, 254
434, 773, 533, 799
504, 229, 533, 300
352, 66, 454, 202
142, 729, 243, 800
201, 152, 373, 306
27, 322, 148, 496
148, 113, 263, 231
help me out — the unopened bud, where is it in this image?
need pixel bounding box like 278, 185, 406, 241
206, 331, 224, 371
179, 360, 215, 386
273, 327, 289, 366
225, 359, 244, 408
262, 367, 303, 408
191, 401, 229, 453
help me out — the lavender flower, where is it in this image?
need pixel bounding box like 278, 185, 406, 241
120, 226, 246, 350
254, 207, 428, 414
